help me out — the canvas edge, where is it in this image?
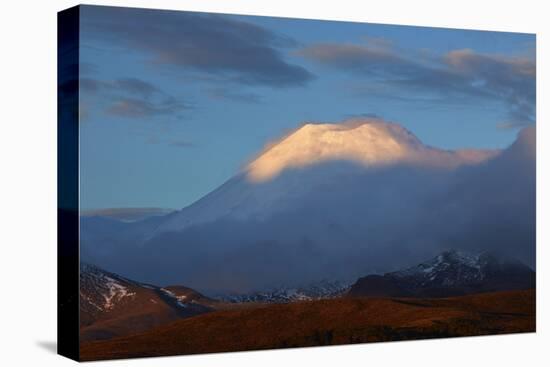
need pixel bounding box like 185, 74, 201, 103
57, 4, 81, 362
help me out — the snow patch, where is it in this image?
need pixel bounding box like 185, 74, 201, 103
103, 276, 136, 310
160, 288, 191, 309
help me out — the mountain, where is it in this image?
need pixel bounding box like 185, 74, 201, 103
218, 280, 350, 303
348, 250, 535, 298
80, 119, 535, 294
151, 119, 497, 235
79, 263, 214, 341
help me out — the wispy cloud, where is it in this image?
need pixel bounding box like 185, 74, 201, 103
206, 87, 262, 104
146, 136, 194, 149
106, 97, 185, 118
81, 207, 173, 221
81, 77, 189, 119
298, 40, 535, 129
342, 112, 382, 120
169, 139, 194, 148
81, 6, 314, 88
81, 77, 160, 97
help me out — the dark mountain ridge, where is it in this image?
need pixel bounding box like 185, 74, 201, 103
348, 250, 535, 298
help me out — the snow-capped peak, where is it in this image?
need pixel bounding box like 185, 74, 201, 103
246, 118, 497, 182
140, 119, 499, 245
391, 250, 489, 287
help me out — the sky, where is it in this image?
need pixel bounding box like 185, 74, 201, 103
78, 5, 535, 210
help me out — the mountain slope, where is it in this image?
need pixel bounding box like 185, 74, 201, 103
348, 250, 535, 298
79, 263, 214, 341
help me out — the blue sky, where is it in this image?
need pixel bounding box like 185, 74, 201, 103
78, 5, 535, 210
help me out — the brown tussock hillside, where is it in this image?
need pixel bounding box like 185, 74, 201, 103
80, 289, 535, 361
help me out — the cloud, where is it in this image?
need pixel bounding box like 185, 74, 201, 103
343, 112, 382, 119
297, 43, 424, 76
81, 77, 188, 119
146, 136, 194, 148
79, 62, 98, 75
81, 207, 174, 222
444, 49, 535, 127
81, 77, 159, 97
169, 140, 194, 148
298, 41, 535, 129
81, 6, 313, 88
206, 88, 262, 104
111, 78, 160, 98
106, 97, 185, 118
434, 125, 535, 265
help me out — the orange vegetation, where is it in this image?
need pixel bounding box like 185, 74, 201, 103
80, 289, 535, 361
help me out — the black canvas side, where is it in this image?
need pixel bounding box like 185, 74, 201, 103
57, 5, 80, 362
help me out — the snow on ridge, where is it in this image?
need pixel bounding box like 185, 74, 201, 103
160, 288, 190, 308
216, 279, 351, 304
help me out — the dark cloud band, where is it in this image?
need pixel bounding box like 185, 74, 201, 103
81, 6, 314, 88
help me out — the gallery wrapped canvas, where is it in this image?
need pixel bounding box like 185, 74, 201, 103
58, 5, 536, 361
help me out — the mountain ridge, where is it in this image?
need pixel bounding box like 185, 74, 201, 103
79, 262, 214, 342
348, 249, 535, 298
